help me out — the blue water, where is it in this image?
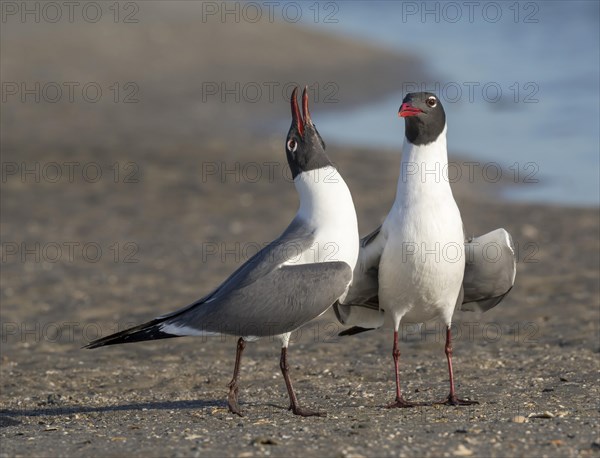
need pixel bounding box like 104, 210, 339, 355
301, 1, 600, 206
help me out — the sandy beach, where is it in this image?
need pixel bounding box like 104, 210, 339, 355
1, 5, 599, 457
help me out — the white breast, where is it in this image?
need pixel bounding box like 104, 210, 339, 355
379, 128, 465, 326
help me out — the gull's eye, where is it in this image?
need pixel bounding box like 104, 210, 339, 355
426, 96, 437, 108
287, 139, 297, 152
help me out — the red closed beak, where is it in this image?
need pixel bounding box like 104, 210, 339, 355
398, 102, 423, 118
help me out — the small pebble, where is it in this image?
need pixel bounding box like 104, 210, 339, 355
452, 444, 473, 456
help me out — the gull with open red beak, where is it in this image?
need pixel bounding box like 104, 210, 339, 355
84, 87, 359, 417
334, 92, 516, 407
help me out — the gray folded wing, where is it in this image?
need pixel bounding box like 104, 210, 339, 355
460, 228, 517, 312
333, 226, 385, 328
159, 216, 353, 337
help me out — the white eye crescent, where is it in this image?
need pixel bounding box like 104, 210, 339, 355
287, 139, 297, 152
426, 96, 437, 108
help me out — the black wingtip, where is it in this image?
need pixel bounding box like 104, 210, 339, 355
82, 318, 178, 349
338, 326, 375, 337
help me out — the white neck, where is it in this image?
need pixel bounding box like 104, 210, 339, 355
294, 166, 359, 268
394, 125, 454, 206
295, 166, 353, 223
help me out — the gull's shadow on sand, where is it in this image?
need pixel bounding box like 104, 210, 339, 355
0, 399, 223, 426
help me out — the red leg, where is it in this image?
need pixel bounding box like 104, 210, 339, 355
280, 347, 325, 417
437, 327, 478, 406
387, 329, 424, 408
227, 337, 246, 416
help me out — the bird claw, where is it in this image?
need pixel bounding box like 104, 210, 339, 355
227, 386, 243, 417
227, 398, 244, 417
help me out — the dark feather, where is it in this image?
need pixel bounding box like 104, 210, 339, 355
338, 326, 375, 337
83, 317, 178, 349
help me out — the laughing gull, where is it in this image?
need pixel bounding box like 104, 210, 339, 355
333, 92, 516, 407
85, 87, 359, 417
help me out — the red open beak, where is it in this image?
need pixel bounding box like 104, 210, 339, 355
398, 102, 423, 118
291, 86, 313, 137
